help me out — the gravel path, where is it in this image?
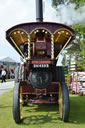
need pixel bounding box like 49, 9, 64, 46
0, 81, 14, 95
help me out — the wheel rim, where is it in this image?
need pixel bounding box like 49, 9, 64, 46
20, 86, 23, 120
59, 83, 63, 119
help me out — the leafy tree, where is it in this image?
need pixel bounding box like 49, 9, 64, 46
52, 0, 65, 7
67, 24, 85, 70
77, 33, 85, 70
52, 0, 85, 7
66, 36, 81, 62
51, 0, 85, 69
69, 0, 85, 7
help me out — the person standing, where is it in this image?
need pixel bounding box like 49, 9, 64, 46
1, 68, 6, 83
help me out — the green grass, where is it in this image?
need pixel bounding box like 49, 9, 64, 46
0, 78, 14, 82
0, 91, 85, 128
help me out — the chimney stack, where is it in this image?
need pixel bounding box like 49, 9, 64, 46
36, 0, 43, 22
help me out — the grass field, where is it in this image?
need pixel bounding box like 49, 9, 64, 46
0, 90, 85, 128
0, 79, 14, 82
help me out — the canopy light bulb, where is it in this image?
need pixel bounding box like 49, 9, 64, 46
58, 32, 61, 34
45, 31, 48, 34
42, 30, 45, 32
14, 32, 16, 35
21, 32, 24, 35
66, 32, 69, 35
36, 30, 39, 32
34, 31, 36, 34
17, 31, 20, 34
62, 31, 64, 33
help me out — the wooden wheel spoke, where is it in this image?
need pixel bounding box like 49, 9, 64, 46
58, 83, 69, 122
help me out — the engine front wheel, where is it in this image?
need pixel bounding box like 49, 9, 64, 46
59, 82, 70, 122
13, 82, 23, 123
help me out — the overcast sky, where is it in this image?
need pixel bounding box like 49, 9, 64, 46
0, 0, 62, 64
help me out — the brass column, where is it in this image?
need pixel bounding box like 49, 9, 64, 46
28, 34, 31, 59
51, 34, 54, 59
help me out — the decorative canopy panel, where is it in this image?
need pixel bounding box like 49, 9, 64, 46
6, 22, 75, 59
54, 29, 71, 44
10, 30, 28, 45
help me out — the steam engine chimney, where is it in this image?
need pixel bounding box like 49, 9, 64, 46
36, 0, 43, 22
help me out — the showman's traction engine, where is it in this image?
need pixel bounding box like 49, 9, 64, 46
6, 0, 75, 124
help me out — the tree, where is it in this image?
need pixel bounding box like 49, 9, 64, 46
69, 0, 85, 7
72, 25, 85, 59
52, 0, 65, 7
52, 0, 85, 7
66, 36, 81, 62
51, 0, 85, 70
61, 54, 66, 66
65, 25, 85, 70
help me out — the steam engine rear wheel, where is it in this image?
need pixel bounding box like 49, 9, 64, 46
56, 66, 69, 122
59, 82, 70, 122
13, 82, 23, 123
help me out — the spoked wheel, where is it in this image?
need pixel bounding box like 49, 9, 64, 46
13, 82, 23, 123
59, 82, 70, 122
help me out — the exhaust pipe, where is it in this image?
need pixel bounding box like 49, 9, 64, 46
36, 0, 43, 22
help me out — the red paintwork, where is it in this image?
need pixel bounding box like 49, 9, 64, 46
36, 42, 46, 50
31, 60, 52, 64
26, 99, 57, 104
47, 82, 59, 94
21, 81, 59, 95
21, 81, 59, 104
36, 89, 46, 95
21, 81, 35, 94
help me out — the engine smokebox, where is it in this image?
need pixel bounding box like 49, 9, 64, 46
29, 69, 52, 89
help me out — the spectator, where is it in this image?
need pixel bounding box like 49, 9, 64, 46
1, 68, 6, 83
